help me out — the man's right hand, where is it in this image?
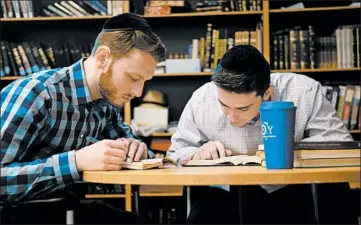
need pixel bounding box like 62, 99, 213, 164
75, 140, 127, 171
192, 141, 232, 160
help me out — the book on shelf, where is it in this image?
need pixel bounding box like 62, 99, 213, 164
271, 24, 360, 70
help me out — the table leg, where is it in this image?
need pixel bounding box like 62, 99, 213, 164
186, 186, 191, 218
134, 189, 140, 214
311, 183, 319, 224
237, 186, 245, 225
231, 186, 246, 224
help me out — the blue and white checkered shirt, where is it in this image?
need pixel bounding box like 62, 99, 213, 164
0, 58, 151, 203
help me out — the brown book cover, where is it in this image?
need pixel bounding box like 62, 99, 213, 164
10, 42, 26, 76
342, 85, 355, 128
17, 44, 32, 74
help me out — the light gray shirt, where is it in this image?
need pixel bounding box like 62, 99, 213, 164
167, 73, 353, 192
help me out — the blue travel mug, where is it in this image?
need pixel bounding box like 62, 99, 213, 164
259, 101, 296, 169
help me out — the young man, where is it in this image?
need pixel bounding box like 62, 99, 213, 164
167, 45, 355, 224
1, 13, 166, 223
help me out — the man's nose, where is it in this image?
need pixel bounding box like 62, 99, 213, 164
132, 81, 144, 97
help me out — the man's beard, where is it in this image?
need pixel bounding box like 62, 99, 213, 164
99, 65, 123, 108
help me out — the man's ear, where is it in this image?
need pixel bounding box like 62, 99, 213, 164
95, 46, 112, 72
263, 85, 272, 101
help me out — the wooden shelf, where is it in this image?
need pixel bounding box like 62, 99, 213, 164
1, 15, 111, 22
349, 130, 361, 134
154, 72, 213, 77
144, 11, 263, 18
152, 132, 174, 137
270, 6, 360, 13
85, 194, 126, 198
272, 68, 361, 73
0, 11, 263, 22
0, 76, 23, 81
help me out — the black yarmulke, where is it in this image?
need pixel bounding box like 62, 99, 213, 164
219, 44, 269, 73
102, 13, 151, 32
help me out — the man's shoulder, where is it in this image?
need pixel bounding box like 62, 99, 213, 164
271, 72, 319, 90
190, 81, 216, 104
1, 68, 69, 99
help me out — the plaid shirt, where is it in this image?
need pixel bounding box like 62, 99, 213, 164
1, 58, 152, 203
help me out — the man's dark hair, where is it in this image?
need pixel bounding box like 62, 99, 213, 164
211, 45, 271, 96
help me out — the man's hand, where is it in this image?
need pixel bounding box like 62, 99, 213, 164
192, 141, 232, 160
117, 138, 147, 162
75, 140, 127, 171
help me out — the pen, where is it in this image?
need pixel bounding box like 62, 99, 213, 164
86, 136, 131, 160
86, 136, 99, 144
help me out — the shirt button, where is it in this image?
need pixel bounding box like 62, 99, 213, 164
80, 134, 84, 138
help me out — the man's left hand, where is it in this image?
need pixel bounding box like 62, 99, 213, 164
117, 138, 147, 162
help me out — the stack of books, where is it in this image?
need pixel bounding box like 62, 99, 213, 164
257, 141, 361, 168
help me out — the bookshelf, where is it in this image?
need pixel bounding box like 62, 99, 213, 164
270, 5, 361, 13
0, 0, 360, 217
2, 68, 360, 81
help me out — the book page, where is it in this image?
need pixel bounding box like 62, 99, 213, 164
183, 155, 262, 166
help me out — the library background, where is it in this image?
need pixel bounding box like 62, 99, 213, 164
0, 0, 360, 224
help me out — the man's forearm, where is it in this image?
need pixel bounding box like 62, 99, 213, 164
0, 151, 80, 203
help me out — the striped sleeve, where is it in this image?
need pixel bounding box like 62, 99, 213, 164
0, 79, 80, 203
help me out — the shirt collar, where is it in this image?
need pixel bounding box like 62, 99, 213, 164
69, 58, 94, 105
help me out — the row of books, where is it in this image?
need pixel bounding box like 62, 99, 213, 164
271, 25, 361, 70
42, 0, 122, 18
0, 0, 123, 18
188, 23, 263, 71
0, 41, 93, 77
257, 141, 360, 168
322, 85, 361, 130
0, 0, 34, 18
194, 0, 262, 12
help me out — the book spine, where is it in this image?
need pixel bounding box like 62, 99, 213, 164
342, 85, 355, 128
11, 0, 20, 18
284, 31, 290, 69
296, 141, 361, 150
10, 42, 26, 76
0, 41, 11, 76
29, 42, 46, 70
278, 35, 284, 69
17, 44, 32, 75
5, 0, 13, 18
5, 41, 18, 76
272, 34, 278, 69
23, 42, 40, 73
1, 0, 8, 18
337, 85, 347, 119
350, 86, 361, 129
308, 25, 316, 69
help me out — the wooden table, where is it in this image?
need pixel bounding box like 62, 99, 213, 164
83, 166, 360, 223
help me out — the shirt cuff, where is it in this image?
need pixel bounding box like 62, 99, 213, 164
52, 150, 80, 185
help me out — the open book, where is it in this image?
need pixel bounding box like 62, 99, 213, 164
182, 155, 263, 167
122, 157, 178, 170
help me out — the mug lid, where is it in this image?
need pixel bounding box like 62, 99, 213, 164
260, 101, 295, 110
